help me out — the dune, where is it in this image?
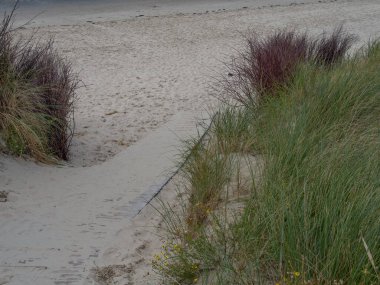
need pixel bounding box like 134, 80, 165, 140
0, 0, 379, 284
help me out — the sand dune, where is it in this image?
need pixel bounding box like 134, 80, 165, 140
0, 1, 379, 284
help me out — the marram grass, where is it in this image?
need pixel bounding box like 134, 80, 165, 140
154, 42, 380, 284
0, 4, 78, 161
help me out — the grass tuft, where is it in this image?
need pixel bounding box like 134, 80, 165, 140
0, 2, 78, 161
312, 26, 356, 65
221, 27, 355, 106
181, 138, 233, 233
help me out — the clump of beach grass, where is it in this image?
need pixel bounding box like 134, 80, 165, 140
211, 106, 255, 154
179, 136, 234, 234
220, 27, 355, 106
153, 35, 380, 284
0, 2, 78, 161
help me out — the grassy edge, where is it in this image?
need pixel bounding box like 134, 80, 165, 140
152, 41, 380, 284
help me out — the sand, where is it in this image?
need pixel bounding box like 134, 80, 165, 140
6, 0, 339, 28
0, 0, 379, 284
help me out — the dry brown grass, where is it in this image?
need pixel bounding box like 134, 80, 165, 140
0, 2, 79, 161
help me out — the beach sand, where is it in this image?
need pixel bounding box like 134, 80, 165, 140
0, 0, 379, 284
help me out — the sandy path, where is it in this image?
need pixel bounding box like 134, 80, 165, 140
0, 111, 204, 284
0, 1, 379, 284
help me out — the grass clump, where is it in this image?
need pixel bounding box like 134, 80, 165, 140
0, 3, 78, 161
154, 37, 380, 284
180, 137, 234, 233
211, 106, 255, 154
221, 27, 355, 106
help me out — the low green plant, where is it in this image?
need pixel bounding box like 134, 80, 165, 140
180, 138, 233, 232
211, 106, 255, 154
152, 241, 201, 284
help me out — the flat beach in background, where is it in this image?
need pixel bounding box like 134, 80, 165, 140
3, 0, 327, 27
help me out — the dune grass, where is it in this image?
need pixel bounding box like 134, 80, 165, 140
232, 44, 380, 284
153, 40, 380, 284
220, 27, 355, 106
0, 3, 78, 161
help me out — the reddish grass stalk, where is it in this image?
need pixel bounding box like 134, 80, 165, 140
312, 26, 356, 65
221, 27, 355, 106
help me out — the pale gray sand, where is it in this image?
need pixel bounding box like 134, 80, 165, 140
6, 0, 334, 27
0, 111, 205, 284
0, 1, 379, 284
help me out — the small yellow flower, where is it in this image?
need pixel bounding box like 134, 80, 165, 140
173, 244, 182, 253
294, 271, 300, 277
